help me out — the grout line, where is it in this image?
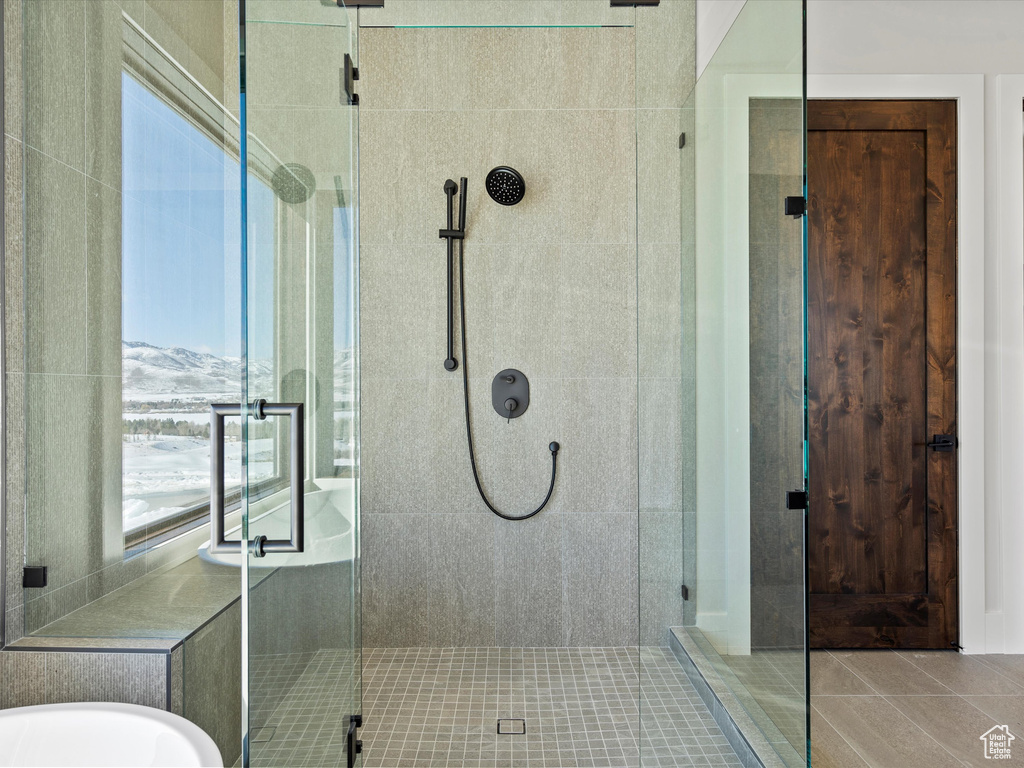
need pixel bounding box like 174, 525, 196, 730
823, 649, 887, 696
967, 655, 1024, 691
877, 695, 973, 768
883, 650, 966, 696
814, 689, 972, 768
809, 699, 875, 768
887, 688, 1006, 731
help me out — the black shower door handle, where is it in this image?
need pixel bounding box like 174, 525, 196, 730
209, 400, 305, 558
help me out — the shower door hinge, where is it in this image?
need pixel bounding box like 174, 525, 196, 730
681, 584, 689, 601
346, 715, 363, 768
679, 132, 686, 148
784, 196, 806, 218
786, 490, 808, 510
343, 54, 359, 106
23, 566, 47, 588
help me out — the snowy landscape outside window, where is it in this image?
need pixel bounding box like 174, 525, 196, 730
120, 20, 358, 553
120, 66, 276, 552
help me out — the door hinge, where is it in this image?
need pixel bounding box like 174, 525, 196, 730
786, 490, 808, 510
678, 132, 686, 148
926, 434, 957, 452
681, 584, 690, 601
343, 54, 359, 106
347, 715, 363, 768
784, 196, 806, 218
23, 566, 47, 588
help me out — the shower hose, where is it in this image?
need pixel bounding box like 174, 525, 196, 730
456, 236, 559, 521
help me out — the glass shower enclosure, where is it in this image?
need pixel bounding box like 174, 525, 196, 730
237, 1, 361, 765
681, 0, 809, 764
9, 0, 810, 765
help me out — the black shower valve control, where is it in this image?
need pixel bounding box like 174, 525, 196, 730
492, 369, 530, 419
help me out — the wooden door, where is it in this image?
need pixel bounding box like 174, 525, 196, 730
807, 100, 958, 649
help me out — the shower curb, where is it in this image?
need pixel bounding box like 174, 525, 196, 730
668, 628, 793, 768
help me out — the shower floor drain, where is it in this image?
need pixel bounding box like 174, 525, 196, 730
497, 718, 526, 735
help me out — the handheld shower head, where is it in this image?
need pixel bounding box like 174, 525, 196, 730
458, 177, 468, 231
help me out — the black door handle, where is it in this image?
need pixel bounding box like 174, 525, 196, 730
925, 434, 957, 452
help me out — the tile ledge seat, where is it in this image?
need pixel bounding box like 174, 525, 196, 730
10, 557, 243, 653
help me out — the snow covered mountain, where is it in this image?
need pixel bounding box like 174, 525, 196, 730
124, 341, 248, 398
123, 342, 355, 401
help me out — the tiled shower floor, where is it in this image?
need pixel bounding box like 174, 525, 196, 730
361, 646, 743, 768
246, 651, 360, 767
239, 646, 741, 767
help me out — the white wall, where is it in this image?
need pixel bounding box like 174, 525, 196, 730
695, 0, 745, 78
699, 0, 1024, 653
809, 1, 1024, 654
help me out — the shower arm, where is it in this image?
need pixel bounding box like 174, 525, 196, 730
439, 179, 466, 372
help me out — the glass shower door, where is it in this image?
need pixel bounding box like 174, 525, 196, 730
685, 0, 808, 764
240, 1, 361, 766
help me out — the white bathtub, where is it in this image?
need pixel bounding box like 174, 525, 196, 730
198, 486, 355, 568
0, 702, 223, 767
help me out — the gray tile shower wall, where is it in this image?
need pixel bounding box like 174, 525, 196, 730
183, 603, 242, 766
3, 0, 26, 647
2, 0, 695, 654
358, 1, 695, 648
637, 0, 696, 638
358, 25, 637, 649
747, 99, 805, 651
0, 649, 167, 710
3, 0, 237, 643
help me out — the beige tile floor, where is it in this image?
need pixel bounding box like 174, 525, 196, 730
811, 650, 1024, 767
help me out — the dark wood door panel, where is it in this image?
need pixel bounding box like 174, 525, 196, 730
809, 594, 946, 649
808, 100, 958, 650
807, 128, 928, 598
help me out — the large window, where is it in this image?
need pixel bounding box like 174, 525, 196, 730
121, 67, 275, 551
119, 16, 358, 553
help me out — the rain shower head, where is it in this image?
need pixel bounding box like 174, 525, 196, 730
485, 166, 525, 206
271, 163, 316, 204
